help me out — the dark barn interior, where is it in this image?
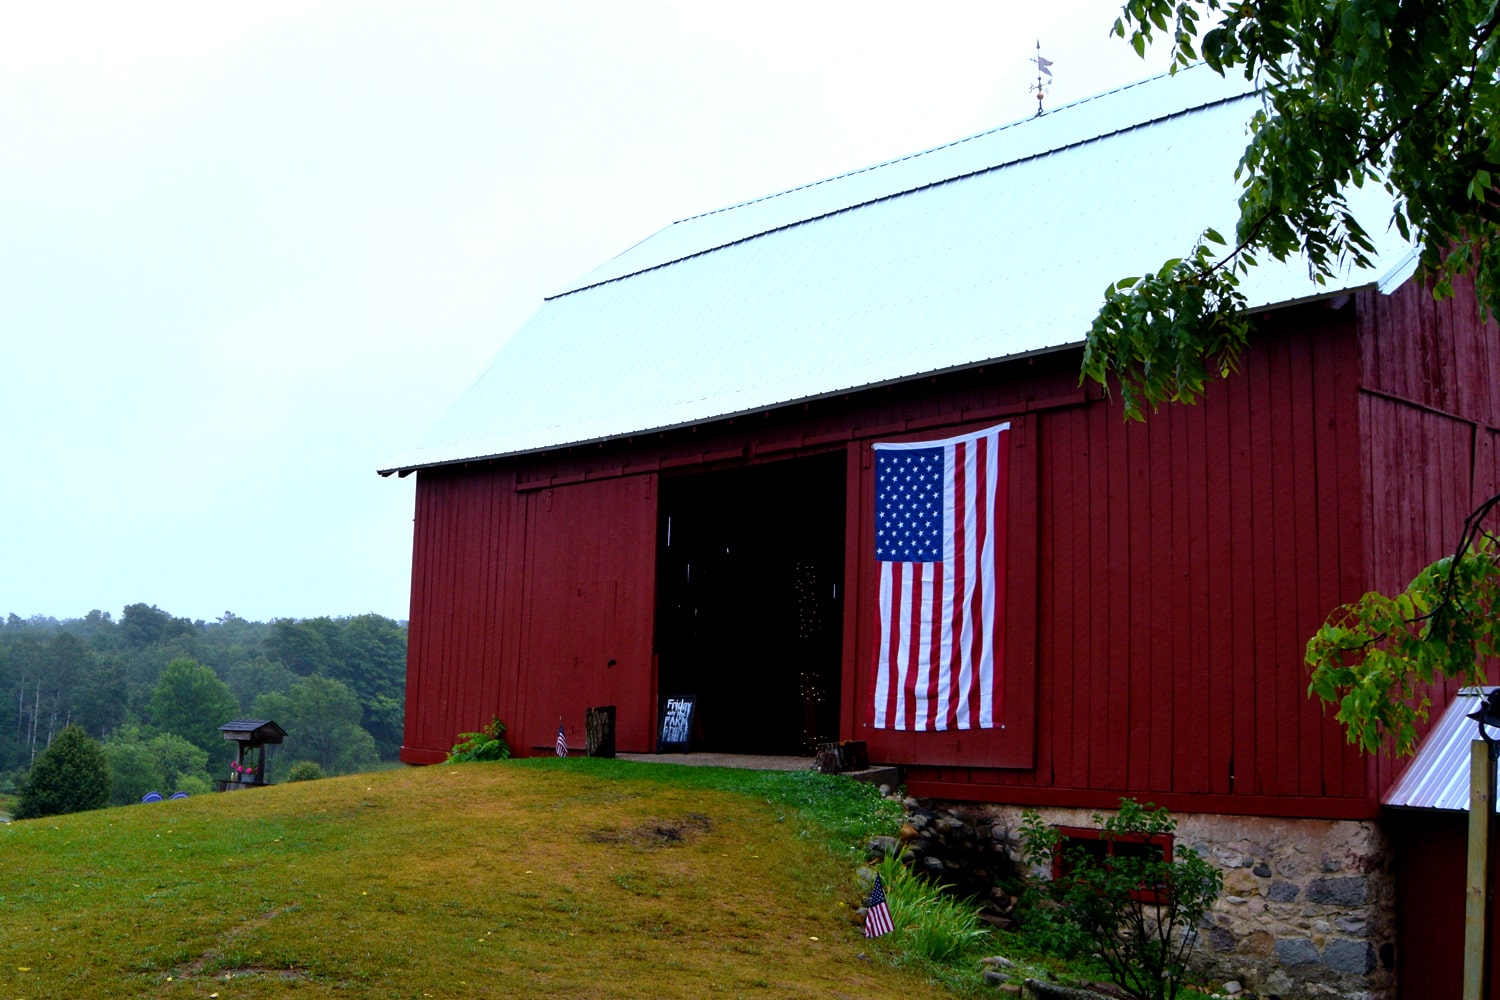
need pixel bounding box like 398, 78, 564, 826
655, 453, 845, 755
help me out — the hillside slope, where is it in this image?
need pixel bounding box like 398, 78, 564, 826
0, 759, 942, 999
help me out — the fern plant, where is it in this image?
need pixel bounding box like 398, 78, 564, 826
446, 718, 512, 763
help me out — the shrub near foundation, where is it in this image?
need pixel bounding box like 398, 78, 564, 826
1018, 800, 1224, 1000
445, 717, 511, 762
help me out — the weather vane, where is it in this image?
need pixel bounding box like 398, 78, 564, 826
1030, 40, 1053, 116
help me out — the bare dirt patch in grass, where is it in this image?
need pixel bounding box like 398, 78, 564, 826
587, 811, 713, 847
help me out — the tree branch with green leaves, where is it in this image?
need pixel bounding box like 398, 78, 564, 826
1306, 492, 1500, 756
1083, 0, 1500, 419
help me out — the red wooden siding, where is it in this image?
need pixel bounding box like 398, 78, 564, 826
1357, 278, 1500, 1000
1360, 277, 1500, 429
401, 470, 657, 761
1355, 278, 1500, 800
403, 467, 526, 763
1387, 809, 1500, 1000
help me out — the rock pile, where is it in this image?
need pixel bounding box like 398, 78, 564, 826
869, 790, 1021, 927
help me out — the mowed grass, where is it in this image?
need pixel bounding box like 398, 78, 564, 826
0, 759, 945, 999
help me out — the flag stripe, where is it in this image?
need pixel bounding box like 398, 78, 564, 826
964, 433, 989, 728
873, 563, 894, 729
977, 434, 998, 726
952, 439, 972, 729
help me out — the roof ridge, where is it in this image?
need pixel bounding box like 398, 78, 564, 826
669, 67, 1209, 228
548, 72, 1257, 302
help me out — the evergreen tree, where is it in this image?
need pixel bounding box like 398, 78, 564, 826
15, 724, 110, 819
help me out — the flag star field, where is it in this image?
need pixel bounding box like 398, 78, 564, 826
875, 448, 946, 562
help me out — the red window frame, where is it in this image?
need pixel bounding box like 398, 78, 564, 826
1050, 825, 1174, 904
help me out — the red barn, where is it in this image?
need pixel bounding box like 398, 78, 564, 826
383, 67, 1497, 998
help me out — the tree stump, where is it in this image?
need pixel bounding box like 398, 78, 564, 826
814, 740, 868, 773
586, 706, 616, 757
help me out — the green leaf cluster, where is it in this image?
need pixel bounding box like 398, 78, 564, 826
446, 717, 512, 762
254, 674, 379, 777
147, 658, 239, 759
1306, 506, 1500, 756
101, 725, 210, 804
1017, 800, 1223, 1000
285, 759, 325, 782
1087, 0, 1500, 417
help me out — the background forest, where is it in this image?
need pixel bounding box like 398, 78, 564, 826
1, 604, 405, 805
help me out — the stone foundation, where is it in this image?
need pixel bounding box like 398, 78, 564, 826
920, 801, 1397, 1000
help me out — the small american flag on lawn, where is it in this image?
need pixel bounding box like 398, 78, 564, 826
556, 721, 568, 758
863, 873, 893, 938
869, 422, 1009, 731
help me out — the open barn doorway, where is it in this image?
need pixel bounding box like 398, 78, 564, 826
655, 452, 845, 756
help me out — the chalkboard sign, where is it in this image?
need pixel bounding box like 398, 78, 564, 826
657, 694, 696, 753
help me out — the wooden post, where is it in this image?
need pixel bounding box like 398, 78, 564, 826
1464, 739, 1495, 1000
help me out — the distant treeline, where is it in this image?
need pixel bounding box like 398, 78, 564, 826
1, 604, 405, 801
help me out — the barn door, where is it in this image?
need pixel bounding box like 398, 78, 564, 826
517, 475, 657, 754
655, 453, 846, 755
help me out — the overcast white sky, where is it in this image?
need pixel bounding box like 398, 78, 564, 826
0, 1, 1173, 625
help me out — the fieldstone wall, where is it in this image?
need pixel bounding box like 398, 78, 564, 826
899, 798, 1397, 1000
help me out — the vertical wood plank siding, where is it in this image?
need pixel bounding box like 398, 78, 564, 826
401, 469, 657, 761
400, 291, 1491, 817
1355, 278, 1500, 800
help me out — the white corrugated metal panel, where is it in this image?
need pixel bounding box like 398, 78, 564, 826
383, 65, 1414, 474
559, 68, 1259, 296
1384, 688, 1499, 811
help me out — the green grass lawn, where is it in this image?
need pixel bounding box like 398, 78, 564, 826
0, 759, 970, 999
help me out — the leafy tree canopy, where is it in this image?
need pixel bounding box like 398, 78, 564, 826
120, 603, 193, 648
147, 658, 238, 759
1084, 0, 1500, 418
100, 736, 163, 806
254, 675, 378, 778
102, 726, 211, 804
1, 607, 405, 792
224, 656, 298, 715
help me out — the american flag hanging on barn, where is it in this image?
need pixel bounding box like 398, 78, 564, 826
869, 422, 1009, 731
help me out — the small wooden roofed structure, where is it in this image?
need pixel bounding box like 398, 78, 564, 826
220, 719, 287, 746
218, 718, 285, 789
1383, 691, 1500, 998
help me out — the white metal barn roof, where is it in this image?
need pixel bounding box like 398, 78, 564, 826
382, 64, 1416, 475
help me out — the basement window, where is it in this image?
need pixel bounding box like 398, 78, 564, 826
1051, 825, 1174, 903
